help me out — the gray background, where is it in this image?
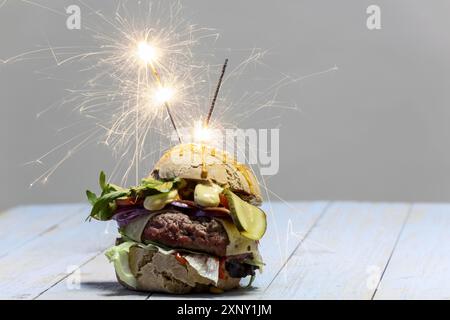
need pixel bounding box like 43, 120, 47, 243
1, 0, 450, 210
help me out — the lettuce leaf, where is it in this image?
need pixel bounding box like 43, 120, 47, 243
89, 190, 129, 221
244, 257, 265, 273
245, 274, 256, 288
86, 172, 180, 221
106, 240, 263, 289
86, 190, 97, 205
105, 242, 137, 289
184, 254, 220, 285
133, 178, 177, 193
106, 240, 221, 287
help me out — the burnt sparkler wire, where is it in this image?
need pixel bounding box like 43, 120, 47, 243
205, 58, 228, 126
147, 61, 182, 144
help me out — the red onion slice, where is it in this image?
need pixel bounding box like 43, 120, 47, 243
169, 201, 192, 209
112, 208, 151, 228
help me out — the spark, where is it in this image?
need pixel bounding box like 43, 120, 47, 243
3, 0, 338, 189
152, 86, 175, 105
137, 41, 158, 64
193, 120, 212, 143
8, 0, 210, 185
3, 1, 340, 268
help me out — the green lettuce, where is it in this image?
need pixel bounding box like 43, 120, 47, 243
105, 241, 138, 289
86, 171, 181, 221
106, 239, 261, 289
105, 240, 220, 287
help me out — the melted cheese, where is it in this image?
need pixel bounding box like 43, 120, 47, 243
217, 218, 260, 257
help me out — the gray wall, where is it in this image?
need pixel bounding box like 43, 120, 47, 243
1, 0, 450, 210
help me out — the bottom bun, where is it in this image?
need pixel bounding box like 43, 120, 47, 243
116, 246, 241, 294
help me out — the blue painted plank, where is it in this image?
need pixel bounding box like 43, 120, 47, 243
262, 202, 410, 299
374, 203, 450, 299
149, 201, 329, 300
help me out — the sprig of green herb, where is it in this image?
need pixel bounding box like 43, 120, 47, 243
86, 171, 180, 221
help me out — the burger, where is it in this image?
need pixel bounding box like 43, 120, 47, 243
86, 143, 267, 294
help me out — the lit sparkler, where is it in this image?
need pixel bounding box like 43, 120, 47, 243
2, 1, 339, 270
192, 58, 228, 145
137, 42, 158, 63
206, 58, 228, 127
0, 0, 338, 187
18, 0, 215, 185
136, 40, 182, 143
133, 37, 182, 181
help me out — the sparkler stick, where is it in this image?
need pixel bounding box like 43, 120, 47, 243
195, 58, 229, 177
137, 41, 182, 144
205, 58, 228, 126
193, 59, 228, 146
147, 60, 182, 144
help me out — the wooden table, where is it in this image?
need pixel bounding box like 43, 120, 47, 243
1, 202, 449, 300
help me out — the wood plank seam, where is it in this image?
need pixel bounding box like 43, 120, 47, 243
261, 201, 333, 297
146, 202, 329, 300
0, 208, 84, 260
30, 206, 119, 300
0, 226, 58, 260
370, 203, 450, 299
6, 205, 104, 299
21, 202, 329, 300
33, 253, 101, 300
0, 205, 109, 299
0, 205, 89, 261
370, 203, 413, 300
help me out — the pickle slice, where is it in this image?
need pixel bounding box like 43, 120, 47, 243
223, 189, 267, 240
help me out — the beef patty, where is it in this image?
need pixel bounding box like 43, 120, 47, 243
142, 211, 229, 256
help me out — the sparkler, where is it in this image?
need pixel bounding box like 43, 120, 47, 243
137, 42, 158, 63
205, 58, 228, 127
1, 1, 338, 188
11, 0, 216, 186
3, 1, 340, 273
136, 40, 182, 143
192, 59, 229, 145
193, 120, 213, 143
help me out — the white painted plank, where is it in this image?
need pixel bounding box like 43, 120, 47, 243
5, 202, 328, 300
262, 202, 410, 300
37, 253, 148, 300
0, 204, 85, 258
149, 201, 329, 300
374, 203, 450, 300
0, 206, 117, 299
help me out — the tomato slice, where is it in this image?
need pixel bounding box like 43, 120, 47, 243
115, 197, 142, 206
219, 194, 229, 209
218, 258, 226, 279
174, 253, 187, 266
